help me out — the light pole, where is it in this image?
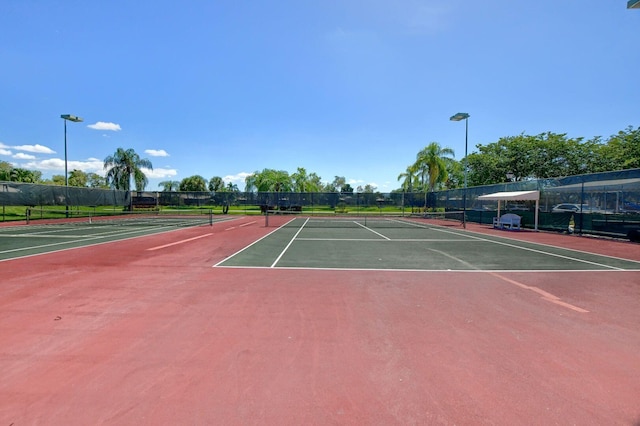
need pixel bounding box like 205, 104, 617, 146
450, 112, 470, 229
61, 114, 83, 217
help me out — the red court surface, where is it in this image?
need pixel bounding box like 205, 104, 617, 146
1, 219, 639, 425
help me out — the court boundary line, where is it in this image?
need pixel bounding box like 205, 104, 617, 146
0, 217, 244, 262
212, 219, 293, 267
213, 265, 640, 272
215, 219, 640, 271
270, 217, 310, 267
429, 227, 631, 271
0, 226, 193, 263
295, 238, 480, 242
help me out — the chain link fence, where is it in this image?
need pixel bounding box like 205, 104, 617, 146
2, 168, 639, 239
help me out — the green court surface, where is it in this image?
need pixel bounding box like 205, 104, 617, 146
0, 217, 235, 261
216, 217, 640, 271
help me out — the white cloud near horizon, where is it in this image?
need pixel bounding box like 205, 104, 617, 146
145, 149, 169, 157
87, 122, 122, 131
141, 167, 177, 179
223, 172, 252, 185
22, 157, 105, 174
13, 144, 56, 154
0, 148, 11, 156
13, 153, 36, 160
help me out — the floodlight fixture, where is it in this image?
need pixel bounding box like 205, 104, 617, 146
449, 112, 470, 122
60, 114, 83, 122
61, 114, 83, 217
628, 0, 640, 9
450, 112, 470, 228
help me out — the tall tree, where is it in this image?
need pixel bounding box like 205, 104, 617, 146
306, 172, 323, 192
51, 175, 66, 186
87, 173, 108, 188
208, 176, 225, 192
104, 148, 153, 191
179, 175, 207, 192
291, 167, 309, 192
10, 168, 41, 183
341, 183, 354, 194
159, 180, 180, 191
68, 169, 88, 187
413, 142, 455, 192
245, 169, 292, 192
397, 165, 418, 192
0, 161, 12, 181
601, 126, 640, 170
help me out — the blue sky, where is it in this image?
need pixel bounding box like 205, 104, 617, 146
1, 0, 638, 192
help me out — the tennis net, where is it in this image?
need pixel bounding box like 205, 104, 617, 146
264, 210, 464, 228
26, 208, 214, 227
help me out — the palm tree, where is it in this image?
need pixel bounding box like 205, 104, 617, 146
159, 180, 180, 191
413, 142, 455, 193
104, 148, 153, 191
291, 167, 309, 192
397, 165, 418, 192
208, 176, 225, 192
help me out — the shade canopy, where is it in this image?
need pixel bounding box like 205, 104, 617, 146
477, 190, 540, 230
477, 190, 540, 201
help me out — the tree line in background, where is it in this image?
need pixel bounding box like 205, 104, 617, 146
399, 126, 640, 192
1, 126, 638, 193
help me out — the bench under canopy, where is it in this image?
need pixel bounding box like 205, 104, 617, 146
477, 190, 540, 230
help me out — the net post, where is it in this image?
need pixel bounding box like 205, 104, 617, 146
26, 207, 30, 224
209, 209, 213, 226
265, 209, 269, 227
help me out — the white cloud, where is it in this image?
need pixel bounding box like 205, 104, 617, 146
13, 153, 36, 160
145, 149, 169, 157
223, 172, 252, 185
142, 167, 177, 179
13, 144, 56, 154
22, 157, 105, 174
0, 148, 11, 156
87, 122, 122, 131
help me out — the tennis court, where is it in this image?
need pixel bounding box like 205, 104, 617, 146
2, 213, 640, 424
0, 210, 240, 261
217, 213, 640, 271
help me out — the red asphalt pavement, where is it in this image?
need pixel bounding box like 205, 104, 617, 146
1, 219, 639, 425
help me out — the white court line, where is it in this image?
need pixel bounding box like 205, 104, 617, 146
270, 217, 310, 267
0, 226, 191, 262
355, 222, 391, 240
147, 233, 213, 251
429, 226, 629, 271
213, 217, 640, 271
295, 237, 475, 242
214, 265, 640, 273
212, 216, 298, 267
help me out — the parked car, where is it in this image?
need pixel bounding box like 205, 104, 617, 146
505, 203, 530, 211
551, 203, 591, 213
